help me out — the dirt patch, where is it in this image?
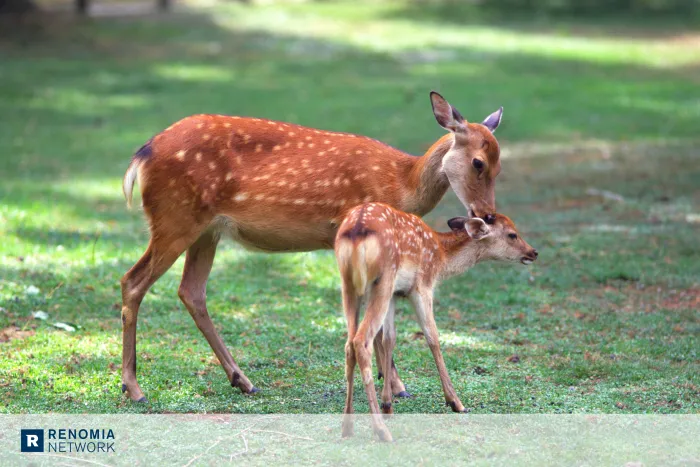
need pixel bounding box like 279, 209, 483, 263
0, 326, 35, 343
596, 285, 700, 313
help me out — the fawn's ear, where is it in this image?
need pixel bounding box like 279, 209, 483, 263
466, 217, 491, 240
481, 107, 503, 133
430, 91, 466, 133
447, 217, 468, 232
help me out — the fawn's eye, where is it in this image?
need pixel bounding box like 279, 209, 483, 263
472, 158, 485, 171
508, 233, 518, 240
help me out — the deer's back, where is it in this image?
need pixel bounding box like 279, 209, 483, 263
136, 114, 416, 252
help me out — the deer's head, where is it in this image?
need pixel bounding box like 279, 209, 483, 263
430, 92, 502, 220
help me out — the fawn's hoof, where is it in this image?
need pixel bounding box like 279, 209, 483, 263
380, 402, 393, 414
376, 428, 393, 443
121, 384, 127, 393
395, 391, 412, 398
378, 371, 383, 380
246, 386, 260, 395
136, 397, 148, 403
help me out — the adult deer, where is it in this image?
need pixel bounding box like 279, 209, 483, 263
120, 92, 503, 402
335, 203, 537, 441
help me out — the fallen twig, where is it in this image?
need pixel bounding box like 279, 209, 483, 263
249, 429, 314, 441
183, 437, 222, 467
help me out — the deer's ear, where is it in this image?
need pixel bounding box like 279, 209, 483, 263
447, 217, 468, 232
430, 91, 465, 132
481, 107, 503, 133
466, 217, 491, 240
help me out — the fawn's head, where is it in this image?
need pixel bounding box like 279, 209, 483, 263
430, 91, 502, 220
447, 214, 538, 265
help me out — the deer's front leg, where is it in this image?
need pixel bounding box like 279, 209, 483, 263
410, 289, 467, 413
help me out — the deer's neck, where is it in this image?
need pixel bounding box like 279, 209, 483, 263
436, 232, 487, 279
403, 134, 453, 216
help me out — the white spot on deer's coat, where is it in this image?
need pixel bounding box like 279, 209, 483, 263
225, 172, 233, 181
203, 134, 211, 141
234, 192, 249, 202
175, 150, 186, 160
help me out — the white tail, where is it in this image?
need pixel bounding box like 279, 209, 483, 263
336, 235, 381, 296
122, 158, 143, 209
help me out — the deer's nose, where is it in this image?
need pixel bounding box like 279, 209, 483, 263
532, 249, 539, 258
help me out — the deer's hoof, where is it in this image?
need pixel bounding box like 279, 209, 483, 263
246, 386, 260, 395
378, 371, 383, 380
446, 400, 465, 413
136, 397, 148, 403
395, 391, 412, 398
121, 384, 127, 393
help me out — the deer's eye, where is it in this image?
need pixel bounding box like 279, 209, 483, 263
472, 158, 485, 171
508, 233, 518, 240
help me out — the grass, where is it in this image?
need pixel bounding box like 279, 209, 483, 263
0, 1, 698, 415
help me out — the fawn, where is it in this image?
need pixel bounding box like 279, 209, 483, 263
120, 92, 504, 402
335, 203, 538, 441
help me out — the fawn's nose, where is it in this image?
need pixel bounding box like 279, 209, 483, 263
532, 249, 539, 258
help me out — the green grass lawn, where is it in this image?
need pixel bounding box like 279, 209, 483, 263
0, 1, 698, 414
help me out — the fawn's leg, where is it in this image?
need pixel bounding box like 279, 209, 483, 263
341, 278, 361, 438
410, 289, 467, 413
380, 298, 397, 415
178, 230, 256, 394
375, 327, 409, 397
353, 277, 394, 442
121, 237, 192, 402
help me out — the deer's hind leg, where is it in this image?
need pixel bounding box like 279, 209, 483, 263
177, 228, 257, 394
341, 278, 361, 438
121, 224, 205, 402
353, 276, 395, 442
